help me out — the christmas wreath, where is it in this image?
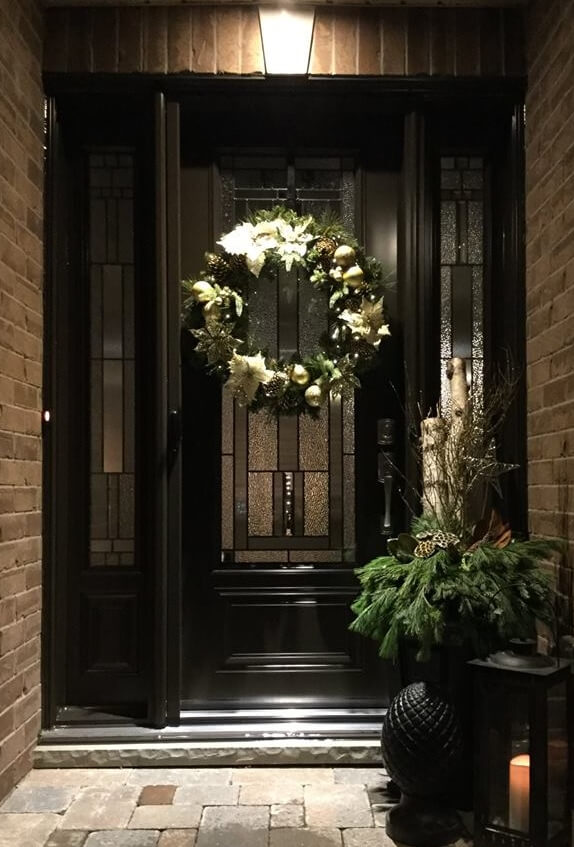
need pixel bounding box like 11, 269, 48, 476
181, 206, 390, 416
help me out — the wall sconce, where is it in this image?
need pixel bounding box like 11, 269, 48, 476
258, 6, 315, 75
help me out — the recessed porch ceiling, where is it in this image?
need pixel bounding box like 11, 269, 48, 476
44, 0, 529, 6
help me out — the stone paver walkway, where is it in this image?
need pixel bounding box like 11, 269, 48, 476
0, 767, 402, 847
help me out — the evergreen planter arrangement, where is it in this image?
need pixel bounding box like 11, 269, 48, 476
350, 514, 558, 664
350, 358, 561, 664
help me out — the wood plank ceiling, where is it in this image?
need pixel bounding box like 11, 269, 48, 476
44, 1, 529, 7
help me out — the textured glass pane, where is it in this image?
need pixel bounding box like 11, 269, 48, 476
102, 361, 123, 473
463, 169, 483, 190
222, 390, 234, 455
249, 273, 278, 357
304, 472, 329, 536
468, 201, 484, 264
451, 266, 473, 360
248, 472, 273, 536
112, 540, 134, 552
118, 197, 134, 264
299, 412, 328, 471
441, 169, 461, 190
342, 394, 355, 455
123, 361, 135, 474
440, 267, 452, 359
342, 170, 356, 232
90, 474, 108, 539
456, 201, 467, 264
472, 358, 484, 398
90, 266, 102, 358
249, 411, 277, 471
106, 198, 118, 263
299, 276, 328, 358
440, 366, 452, 416
440, 202, 457, 264
90, 361, 103, 472
236, 551, 288, 562
123, 266, 135, 359
221, 456, 234, 549
90, 540, 112, 552
107, 474, 119, 539
119, 473, 134, 540
289, 550, 341, 562
102, 265, 123, 359
90, 198, 106, 264
472, 266, 484, 359
343, 454, 355, 555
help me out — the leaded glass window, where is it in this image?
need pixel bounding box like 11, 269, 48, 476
219, 154, 356, 565
88, 152, 136, 567
440, 155, 485, 407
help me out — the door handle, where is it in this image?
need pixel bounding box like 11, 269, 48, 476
167, 408, 182, 459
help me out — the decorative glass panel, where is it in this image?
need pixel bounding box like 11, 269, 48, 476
440, 155, 485, 407
88, 152, 136, 567
219, 154, 356, 564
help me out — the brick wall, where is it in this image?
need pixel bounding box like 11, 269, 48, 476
0, 0, 44, 800
526, 0, 574, 632
44, 5, 524, 76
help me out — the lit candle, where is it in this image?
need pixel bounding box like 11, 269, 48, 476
509, 754, 530, 831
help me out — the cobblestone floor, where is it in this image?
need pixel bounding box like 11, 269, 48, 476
0, 767, 405, 847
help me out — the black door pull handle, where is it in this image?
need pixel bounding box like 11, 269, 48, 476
167, 408, 182, 458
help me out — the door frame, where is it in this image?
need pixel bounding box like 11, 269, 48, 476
42, 74, 527, 734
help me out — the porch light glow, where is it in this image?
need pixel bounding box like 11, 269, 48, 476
258, 7, 315, 75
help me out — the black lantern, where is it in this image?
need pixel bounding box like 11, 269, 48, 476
471, 642, 572, 847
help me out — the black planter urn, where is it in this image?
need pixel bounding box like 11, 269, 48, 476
381, 681, 465, 847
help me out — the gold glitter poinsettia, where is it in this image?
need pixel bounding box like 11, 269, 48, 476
339, 298, 390, 347
225, 351, 274, 404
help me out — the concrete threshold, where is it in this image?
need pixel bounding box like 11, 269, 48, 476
34, 737, 383, 769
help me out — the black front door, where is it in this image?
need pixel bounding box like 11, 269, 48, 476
44, 80, 523, 729
178, 92, 403, 714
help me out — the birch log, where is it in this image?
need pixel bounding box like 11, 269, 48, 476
446, 357, 468, 525
447, 357, 468, 427
421, 417, 447, 519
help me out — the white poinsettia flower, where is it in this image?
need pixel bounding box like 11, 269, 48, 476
218, 221, 280, 278
217, 222, 257, 256
275, 219, 314, 271
339, 297, 390, 348
253, 220, 281, 237
225, 351, 274, 404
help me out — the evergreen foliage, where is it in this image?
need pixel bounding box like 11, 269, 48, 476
350, 533, 562, 661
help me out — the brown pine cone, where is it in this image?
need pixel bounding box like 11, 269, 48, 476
315, 237, 337, 269
205, 252, 230, 283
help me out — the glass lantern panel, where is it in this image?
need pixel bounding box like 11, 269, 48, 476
548, 680, 568, 838
486, 684, 531, 833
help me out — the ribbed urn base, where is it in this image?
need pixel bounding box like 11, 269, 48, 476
386, 794, 464, 847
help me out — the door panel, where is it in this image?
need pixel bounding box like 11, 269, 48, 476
179, 97, 403, 710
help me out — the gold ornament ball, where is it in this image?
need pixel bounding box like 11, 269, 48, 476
343, 265, 364, 288
191, 280, 216, 302
291, 364, 310, 386
334, 245, 356, 269
304, 384, 323, 407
